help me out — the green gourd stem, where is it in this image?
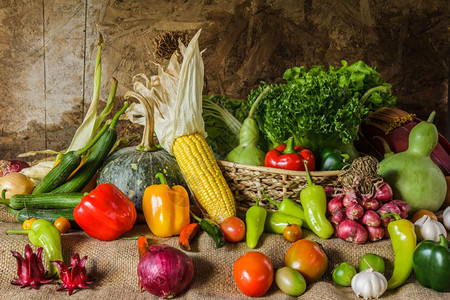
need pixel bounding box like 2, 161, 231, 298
261, 190, 280, 209
303, 160, 313, 187
283, 137, 296, 154
6, 229, 30, 234
382, 212, 401, 221
248, 85, 271, 119
124, 91, 158, 152
74, 118, 112, 156
427, 111, 436, 123
155, 173, 168, 185
373, 136, 394, 157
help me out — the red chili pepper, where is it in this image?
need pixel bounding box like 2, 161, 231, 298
264, 137, 316, 171
73, 183, 137, 241
179, 223, 201, 251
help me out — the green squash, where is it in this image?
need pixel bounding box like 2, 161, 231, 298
97, 90, 189, 211
97, 146, 188, 211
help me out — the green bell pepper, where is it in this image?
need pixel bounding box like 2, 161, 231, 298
413, 234, 450, 292
264, 210, 303, 234
318, 147, 349, 171
7, 219, 63, 277
245, 198, 267, 249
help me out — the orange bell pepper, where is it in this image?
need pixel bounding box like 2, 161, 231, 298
142, 173, 190, 237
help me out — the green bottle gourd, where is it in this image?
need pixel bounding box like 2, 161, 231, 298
378, 111, 446, 212
225, 86, 271, 166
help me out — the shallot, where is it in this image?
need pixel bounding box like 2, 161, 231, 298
331, 209, 347, 225
337, 220, 368, 244
360, 198, 380, 211
342, 189, 358, 207
366, 226, 385, 242
378, 203, 401, 227
362, 210, 381, 227
328, 195, 344, 214
346, 203, 364, 221
373, 181, 393, 203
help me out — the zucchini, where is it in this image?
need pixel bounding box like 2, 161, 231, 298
0, 192, 83, 210
51, 102, 130, 194
32, 120, 111, 195
7, 206, 76, 225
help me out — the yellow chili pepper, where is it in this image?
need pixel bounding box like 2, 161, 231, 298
142, 173, 190, 237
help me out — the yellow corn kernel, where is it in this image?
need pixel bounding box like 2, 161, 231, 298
172, 133, 236, 223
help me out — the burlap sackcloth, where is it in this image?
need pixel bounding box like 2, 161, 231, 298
0, 213, 448, 300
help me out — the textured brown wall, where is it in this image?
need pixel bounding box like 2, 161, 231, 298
0, 0, 448, 160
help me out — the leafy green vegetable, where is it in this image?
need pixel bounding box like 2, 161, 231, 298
236, 60, 396, 154
202, 95, 245, 159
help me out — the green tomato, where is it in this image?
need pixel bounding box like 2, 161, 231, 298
332, 262, 356, 287
275, 266, 307, 296
359, 253, 385, 274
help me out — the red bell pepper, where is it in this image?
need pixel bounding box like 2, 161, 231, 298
73, 183, 137, 241
264, 137, 316, 171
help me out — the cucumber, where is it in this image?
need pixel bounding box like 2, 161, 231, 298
32, 120, 111, 195
6, 207, 76, 226
51, 102, 129, 194
1, 192, 83, 210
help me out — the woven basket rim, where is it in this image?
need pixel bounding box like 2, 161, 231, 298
217, 160, 343, 176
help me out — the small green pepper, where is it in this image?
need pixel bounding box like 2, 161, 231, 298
318, 147, 349, 171
382, 212, 416, 289
245, 198, 267, 249
264, 210, 303, 234
191, 212, 224, 248
300, 161, 334, 239
413, 234, 450, 292
262, 190, 310, 230
7, 218, 63, 277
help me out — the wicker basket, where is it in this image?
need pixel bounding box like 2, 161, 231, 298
217, 160, 343, 212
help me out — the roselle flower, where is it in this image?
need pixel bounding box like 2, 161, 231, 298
51, 252, 93, 295
11, 244, 53, 289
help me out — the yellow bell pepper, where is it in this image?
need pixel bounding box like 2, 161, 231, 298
142, 173, 190, 237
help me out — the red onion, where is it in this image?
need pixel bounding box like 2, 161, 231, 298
138, 244, 194, 298
0, 160, 30, 177
389, 200, 410, 219
366, 226, 385, 242
337, 219, 368, 244
331, 209, 347, 225
327, 194, 344, 214
374, 181, 393, 203
362, 210, 381, 227
345, 203, 364, 221
360, 198, 380, 211
342, 189, 358, 207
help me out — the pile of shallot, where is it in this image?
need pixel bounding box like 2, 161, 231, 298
327, 181, 410, 244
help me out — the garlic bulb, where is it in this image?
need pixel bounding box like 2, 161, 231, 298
444, 206, 450, 231
414, 214, 447, 242
351, 267, 387, 300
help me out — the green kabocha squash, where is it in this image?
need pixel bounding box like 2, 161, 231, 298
97, 88, 189, 211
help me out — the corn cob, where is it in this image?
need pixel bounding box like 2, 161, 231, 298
173, 133, 235, 223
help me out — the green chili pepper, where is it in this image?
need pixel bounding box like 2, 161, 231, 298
264, 210, 303, 234
191, 212, 224, 248
413, 234, 449, 292
318, 147, 349, 170
245, 198, 267, 249
262, 190, 310, 230
300, 161, 334, 239
7, 218, 63, 277
382, 212, 417, 289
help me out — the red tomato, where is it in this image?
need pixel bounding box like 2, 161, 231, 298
233, 251, 274, 297
220, 216, 246, 242
284, 239, 328, 283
